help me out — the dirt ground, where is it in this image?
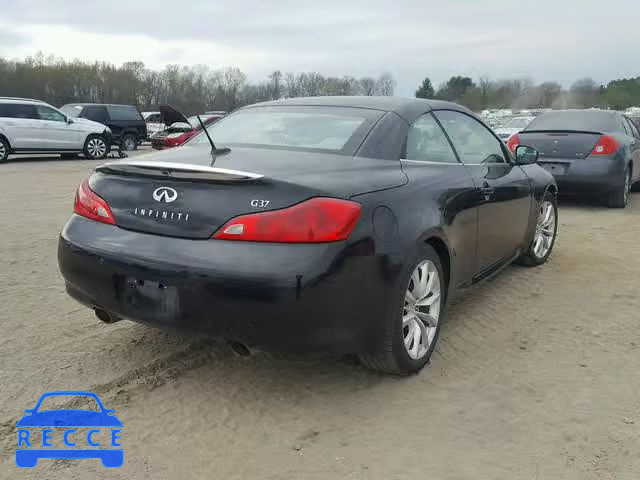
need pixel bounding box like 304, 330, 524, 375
1, 149, 639, 479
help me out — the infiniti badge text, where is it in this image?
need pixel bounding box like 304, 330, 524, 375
133, 208, 189, 222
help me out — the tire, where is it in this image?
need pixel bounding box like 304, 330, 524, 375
360, 244, 446, 375
83, 134, 108, 160
121, 133, 137, 151
517, 191, 558, 267
0, 136, 10, 163
607, 167, 631, 208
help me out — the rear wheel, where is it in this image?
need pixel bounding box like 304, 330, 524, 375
83, 134, 108, 160
517, 192, 558, 267
360, 244, 445, 375
607, 168, 631, 208
0, 137, 10, 163
121, 133, 137, 151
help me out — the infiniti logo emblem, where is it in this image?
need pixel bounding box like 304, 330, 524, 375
153, 187, 178, 203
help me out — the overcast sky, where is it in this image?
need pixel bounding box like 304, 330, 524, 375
0, 0, 638, 95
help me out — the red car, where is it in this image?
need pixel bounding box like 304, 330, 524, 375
151, 107, 224, 150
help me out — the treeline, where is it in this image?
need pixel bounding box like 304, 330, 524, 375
416, 76, 640, 111
2, 54, 638, 113
0, 54, 395, 114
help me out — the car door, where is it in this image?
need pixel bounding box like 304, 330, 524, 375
623, 116, 640, 183
434, 110, 532, 274
401, 112, 478, 286
0, 103, 40, 149
34, 105, 84, 149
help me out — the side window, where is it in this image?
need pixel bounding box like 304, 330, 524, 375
405, 113, 458, 163
434, 110, 507, 164
36, 106, 66, 122
81, 107, 109, 124
107, 106, 143, 121
0, 104, 38, 119
147, 114, 161, 122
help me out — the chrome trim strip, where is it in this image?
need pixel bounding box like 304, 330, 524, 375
400, 159, 462, 165
97, 160, 264, 179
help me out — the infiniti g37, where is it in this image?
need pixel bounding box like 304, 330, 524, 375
58, 97, 558, 375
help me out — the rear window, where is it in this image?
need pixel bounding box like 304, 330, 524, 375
106, 105, 143, 121
189, 106, 381, 154
526, 111, 617, 132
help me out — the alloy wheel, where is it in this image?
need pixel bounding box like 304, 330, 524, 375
403, 260, 441, 360
0, 142, 6, 159
87, 138, 106, 158
533, 201, 556, 259
123, 136, 136, 150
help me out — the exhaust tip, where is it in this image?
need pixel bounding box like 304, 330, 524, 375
94, 308, 121, 324
228, 340, 252, 357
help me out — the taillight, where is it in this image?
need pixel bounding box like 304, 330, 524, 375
74, 177, 116, 225
506, 133, 520, 153
591, 135, 618, 155
212, 197, 362, 243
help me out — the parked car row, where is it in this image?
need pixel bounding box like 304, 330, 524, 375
0, 97, 147, 162
0, 97, 229, 163
0, 97, 114, 161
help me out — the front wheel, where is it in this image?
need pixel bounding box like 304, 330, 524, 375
360, 244, 445, 375
517, 192, 558, 267
83, 135, 108, 160
607, 168, 631, 208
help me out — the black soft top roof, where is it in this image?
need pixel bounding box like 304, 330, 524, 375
246, 96, 472, 123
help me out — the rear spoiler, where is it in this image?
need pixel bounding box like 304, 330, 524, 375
521, 129, 603, 135
96, 160, 264, 182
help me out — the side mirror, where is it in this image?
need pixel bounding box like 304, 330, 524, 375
515, 145, 539, 165
66, 118, 74, 124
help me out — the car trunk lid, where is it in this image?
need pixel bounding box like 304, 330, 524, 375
518, 130, 602, 159
159, 105, 190, 126
90, 145, 406, 239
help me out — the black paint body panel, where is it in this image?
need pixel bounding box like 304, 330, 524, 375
58, 97, 556, 354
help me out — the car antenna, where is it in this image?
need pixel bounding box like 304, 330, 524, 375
196, 115, 230, 167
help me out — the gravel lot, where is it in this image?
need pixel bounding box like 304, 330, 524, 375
1, 149, 639, 479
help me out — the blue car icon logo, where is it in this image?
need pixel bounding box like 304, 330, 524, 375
16, 391, 123, 468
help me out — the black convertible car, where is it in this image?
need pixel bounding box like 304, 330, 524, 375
58, 97, 558, 375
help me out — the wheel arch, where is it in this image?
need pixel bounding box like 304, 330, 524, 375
423, 234, 451, 291
0, 132, 12, 149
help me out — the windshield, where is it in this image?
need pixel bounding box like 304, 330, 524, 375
503, 117, 532, 128
188, 105, 381, 155
60, 104, 83, 118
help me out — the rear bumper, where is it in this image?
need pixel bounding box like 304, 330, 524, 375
538, 156, 625, 195
58, 215, 400, 354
